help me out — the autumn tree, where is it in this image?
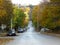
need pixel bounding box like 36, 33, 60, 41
13, 6, 26, 29
39, 1, 60, 32
32, 0, 60, 33
32, 5, 40, 29
50, 0, 60, 2
0, 0, 13, 26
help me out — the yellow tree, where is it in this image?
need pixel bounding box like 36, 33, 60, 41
50, 0, 60, 2
40, 1, 60, 32
0, 0, 13, 26
32, 5, 40, 28
13, 6, 26, 28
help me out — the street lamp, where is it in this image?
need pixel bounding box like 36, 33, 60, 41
11, 17, 13, 30
37, 6, 40, 31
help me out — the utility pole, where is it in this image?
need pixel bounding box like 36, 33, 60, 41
11, 18, 13, 30
36, 4, 40, 31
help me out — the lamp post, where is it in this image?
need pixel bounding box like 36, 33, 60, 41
37, 6, 40, 31
11, 18, 13, 30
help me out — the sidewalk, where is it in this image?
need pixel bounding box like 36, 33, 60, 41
41, 32, 60, 37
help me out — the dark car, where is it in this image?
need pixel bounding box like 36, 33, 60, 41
7, 29, 16, 36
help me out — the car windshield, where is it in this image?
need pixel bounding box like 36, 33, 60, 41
8, 30, 12, 33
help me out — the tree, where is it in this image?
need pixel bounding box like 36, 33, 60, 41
50, 0, 60, 2
32, 1, 60, 33
32, 5, 40, 28
0, 0, 13, 26
13, 6, 26, 28
39, 1, 60, 32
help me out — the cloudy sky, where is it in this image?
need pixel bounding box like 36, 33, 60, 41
11, 0, 43, 6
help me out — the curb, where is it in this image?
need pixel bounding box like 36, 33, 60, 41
41, 32, 60, 37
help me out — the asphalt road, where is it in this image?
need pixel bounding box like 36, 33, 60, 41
6, 21, 60, 45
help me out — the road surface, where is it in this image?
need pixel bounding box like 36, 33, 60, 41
6, 21, 60, 45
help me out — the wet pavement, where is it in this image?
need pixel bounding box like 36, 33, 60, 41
6, 21, 60, 45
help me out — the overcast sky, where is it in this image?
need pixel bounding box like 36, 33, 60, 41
11, 0, 43, 6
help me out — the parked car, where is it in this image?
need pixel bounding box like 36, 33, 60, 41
7, 29, 16, 36
18, 28, 24, 33
40, 28, 50, 32
23, 28, 27, 32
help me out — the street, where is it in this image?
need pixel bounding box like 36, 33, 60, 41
6, 21, 60, 45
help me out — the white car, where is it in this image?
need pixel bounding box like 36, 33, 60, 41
40, 28, 50, 32
18, 28, 24, 33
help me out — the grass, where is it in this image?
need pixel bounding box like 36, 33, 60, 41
0, 38, 14, 45
0, 33, 7, 37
